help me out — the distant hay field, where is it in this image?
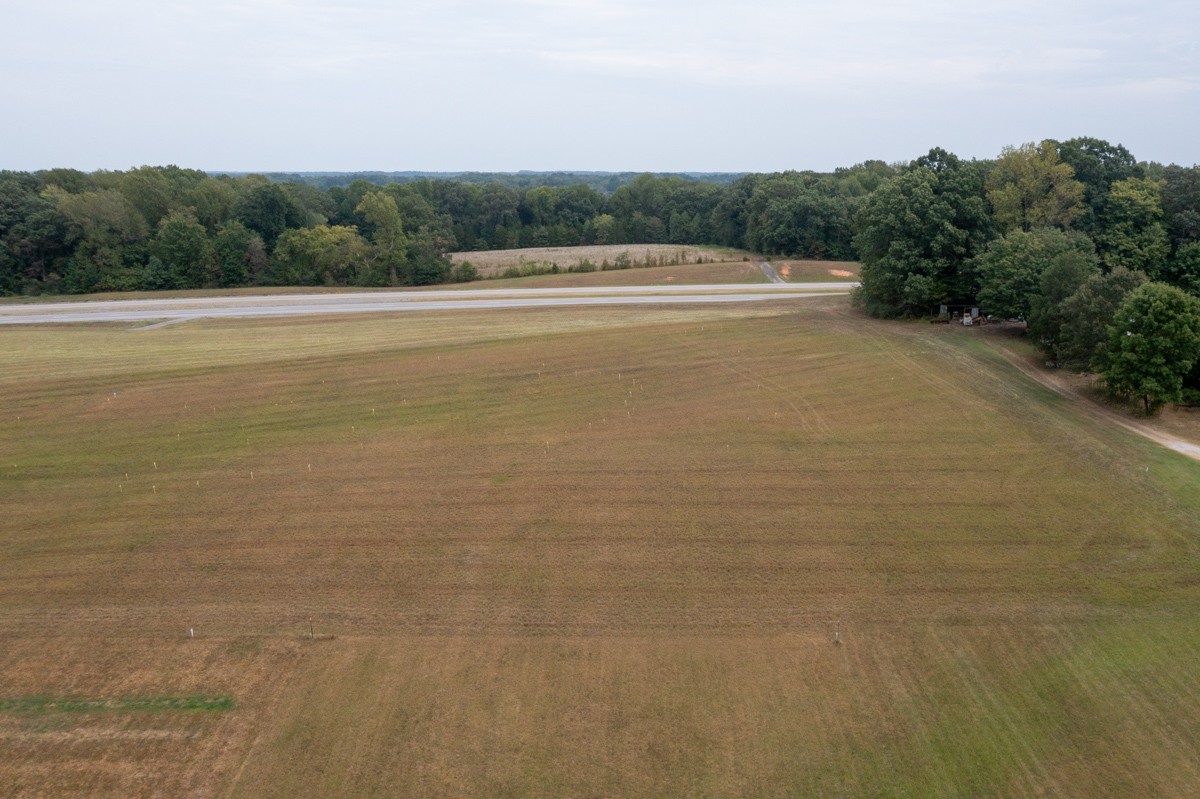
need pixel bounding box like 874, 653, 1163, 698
448, 244, 744, 278
448, 259, 770, 288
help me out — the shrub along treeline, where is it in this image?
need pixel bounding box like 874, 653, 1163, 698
852, 139, 1200, 414
0, 164, 892, 295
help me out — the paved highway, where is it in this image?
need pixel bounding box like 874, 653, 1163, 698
0, 284, 856, 326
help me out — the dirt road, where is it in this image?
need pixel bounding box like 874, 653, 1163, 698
756, 260, 786, 283
990, 341, 1200, 464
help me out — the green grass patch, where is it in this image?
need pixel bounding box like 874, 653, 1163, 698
0, 695, 235, 714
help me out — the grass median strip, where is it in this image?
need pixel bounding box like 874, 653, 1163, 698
0, 695, 235, 714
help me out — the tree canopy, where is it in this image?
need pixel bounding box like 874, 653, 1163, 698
1101, 282, 1200, 413
853, 150, 992, 317
1054, 266, 1147, 371
973, 228, 1096, 321
1095, 177, 1170, 276
986, 142, 1084, 233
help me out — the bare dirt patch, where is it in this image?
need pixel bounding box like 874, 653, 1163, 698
771, 259, 860, 281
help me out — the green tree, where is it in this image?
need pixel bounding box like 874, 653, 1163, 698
475, 184, 520, 247
1095, 177, 1170, 276
212, 220, 264, 287
833, 160, 899, 198
48, 187, 148, 245
1026, 250, 1102, 361
744, 172, 853, 258
853, 150, 993, 317
553, 184, 603, 228
1054, 266, 1146, 370
709, 174, 759, 249
1161, 164, 1200, 249
184, 178, 238, 232
268, 225, 369, 286
283, 182, 337, 227
141, 255, 181, 290
449, 260, 478, 282
355, 191, 409, 286
232, 182, 306, 249
1052, 137, 1140, 232
382, 185, 456, 258
408, 253, 451, 285
586, 213, 618, 245
0, 174, 69, 292
1101, 282, 1200, 413
609, 174, 668, 222
114, 167, 170, 228
986, 141, 1085, 233
35, 168, 96, 194
1163, 241, 1200, 297
47, 187, 149, 293
522, 186, 557, 227
973, 227, 1096, 320
152, 210, 214, 288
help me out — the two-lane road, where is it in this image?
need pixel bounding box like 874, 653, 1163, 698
0, 283, 858, 326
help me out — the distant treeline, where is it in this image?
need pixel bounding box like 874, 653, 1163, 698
228, 171, 748, 192
0, 164, 890, 294
2, 142, 1197, 310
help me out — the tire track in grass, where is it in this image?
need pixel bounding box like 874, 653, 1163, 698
1128, 635, 1200, 793
823, 304, 1014, 428
665, 327, 830, 436
930, 628, 1055, 796
716, 360, 829, 436
860, 327, 991, 421
855, 636, 936, 792
1073, 624, 1200, 794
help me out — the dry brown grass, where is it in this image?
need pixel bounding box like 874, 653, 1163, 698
448, 259, 770, 288
448, 244, 746, 277
2, 298, 1200, 797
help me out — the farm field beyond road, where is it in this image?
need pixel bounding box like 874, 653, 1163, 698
446, 244, 859, 285
2, 298, 1199, 797
447, 244, 748, 278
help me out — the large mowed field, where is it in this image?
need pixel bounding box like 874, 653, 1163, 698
2, 297, 1200, 797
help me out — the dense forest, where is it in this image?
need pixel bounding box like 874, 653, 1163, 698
3, 141, 1197, 302
3, 141, 1197, 301
0, 162, 890, 295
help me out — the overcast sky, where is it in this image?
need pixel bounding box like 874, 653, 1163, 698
2, 0, 1196, 172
